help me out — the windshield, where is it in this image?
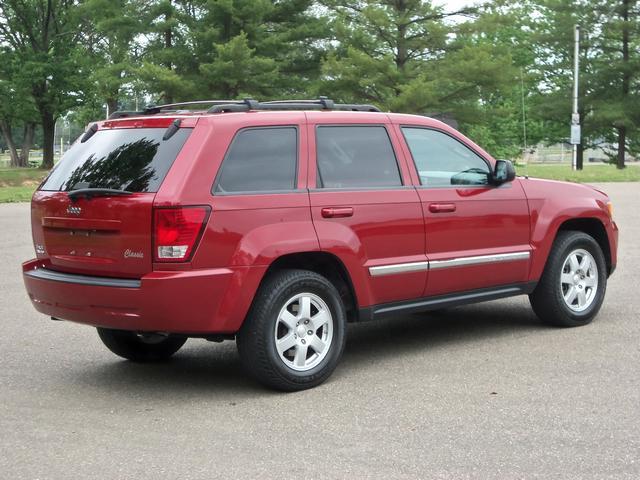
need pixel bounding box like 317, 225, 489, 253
41, 127, 192, 193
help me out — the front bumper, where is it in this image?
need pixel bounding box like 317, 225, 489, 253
22, 259, 264, 334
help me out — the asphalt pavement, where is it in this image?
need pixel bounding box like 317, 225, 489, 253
1, 183, 638, 479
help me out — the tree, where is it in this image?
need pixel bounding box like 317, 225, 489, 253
521, 0, 639, 168
82, 0, 144, 117
591, 0, 640, 168
138, 0, 195, 103
0, 0, 87, 168
317, 1, 519, 157
458, 2, 548, 160
139, 0, 329, 102
199, 32, 279, 98
0, 45, 38, 167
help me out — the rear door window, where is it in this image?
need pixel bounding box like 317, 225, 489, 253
41, 127, 192, 193
213, 127, 298, 194
316, 126, 402, 188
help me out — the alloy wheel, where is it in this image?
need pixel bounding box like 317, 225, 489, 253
273, 293, 334, 371
560, 248, 599, 312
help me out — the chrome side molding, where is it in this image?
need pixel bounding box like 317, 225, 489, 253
368, 251, 530, 277
369, 261, 429, 277
429, 251, 530, 270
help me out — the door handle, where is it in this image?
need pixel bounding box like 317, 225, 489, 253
428, 203, 456, 213
321, 207, 354, 218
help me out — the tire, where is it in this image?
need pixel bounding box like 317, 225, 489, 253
97, 328, 187, 362
529, 230, 607, 327
237, 269, 347, 391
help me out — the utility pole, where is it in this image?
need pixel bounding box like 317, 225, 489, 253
570, 25, 581, 170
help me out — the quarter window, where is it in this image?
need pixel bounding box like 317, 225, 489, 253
316, 126, 402, 188
402, 128, 490, 187
214, 127, 297, 193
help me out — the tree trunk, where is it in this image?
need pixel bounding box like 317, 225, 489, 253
576, 143, 584, 170
576, 142, 584, 170
163, 0, 174, 104
20, 123, 35, 167
617, 0, 630, 169
41, 113, 56, 169
107, 98, 118, 118
395, 23, 407, 71
616, 126, 626, 169
0, 120, 20, 167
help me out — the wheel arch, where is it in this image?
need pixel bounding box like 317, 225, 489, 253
529, 203, 614, 283
556, 218, 612, 275
262, 251, 360, 322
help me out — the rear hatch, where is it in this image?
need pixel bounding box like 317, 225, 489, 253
32, 122, 193, 278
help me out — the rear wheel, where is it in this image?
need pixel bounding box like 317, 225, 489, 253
237, 269, 347, 391
97, 328, 187, 362
529, 231, 607, 327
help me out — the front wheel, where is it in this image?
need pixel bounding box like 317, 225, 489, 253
97, 328, 187, 362
529, 230, 607, 327
237, 269, 347, 391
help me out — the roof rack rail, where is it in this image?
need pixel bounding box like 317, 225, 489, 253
143, 100, 242, 115
207, 97, 380, 113
108, 97, 381, 119
108, 100, 246, 119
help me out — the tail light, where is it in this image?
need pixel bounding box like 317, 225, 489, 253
153, 206, 211, 262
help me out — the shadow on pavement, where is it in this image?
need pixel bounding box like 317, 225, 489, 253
73, 300, 545, 396
341, 300, 545, 367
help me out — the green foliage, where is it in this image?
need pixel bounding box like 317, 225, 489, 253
80, 0, 144, 114
0, 49, 38, 125
0, 0, 638, 171
136, 0, 328, 102
316, 1, 528, 156
0, 0, 89, 167
522, 0, 640, 166
199, 32, 279, 98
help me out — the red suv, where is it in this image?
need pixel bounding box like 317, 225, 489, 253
22, 98, 618, 390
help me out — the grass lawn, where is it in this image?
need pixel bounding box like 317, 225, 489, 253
0, 186, 38, 203
0, 168, 48, 203
517, 163, 640, 182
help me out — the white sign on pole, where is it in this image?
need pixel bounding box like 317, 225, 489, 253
570, 124, 581, 145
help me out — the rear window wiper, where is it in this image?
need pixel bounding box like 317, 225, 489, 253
67, 188, 133, 201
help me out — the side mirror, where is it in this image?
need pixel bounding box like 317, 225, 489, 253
493, 159, 516, 184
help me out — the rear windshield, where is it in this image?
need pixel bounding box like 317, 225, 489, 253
40, 127, 192, 193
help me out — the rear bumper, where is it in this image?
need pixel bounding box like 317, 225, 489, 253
22, 259, 266, 334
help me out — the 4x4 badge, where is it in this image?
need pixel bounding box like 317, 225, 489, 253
66, 206, 82, 215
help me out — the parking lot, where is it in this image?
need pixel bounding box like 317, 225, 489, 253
1, 182, 638, 479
